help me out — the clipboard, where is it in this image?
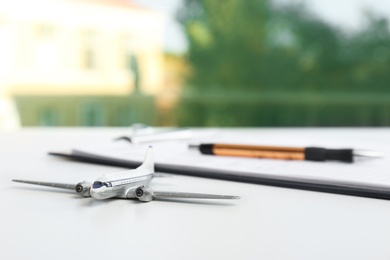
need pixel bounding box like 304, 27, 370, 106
49, 151, 390, 200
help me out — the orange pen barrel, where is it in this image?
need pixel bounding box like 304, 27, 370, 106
198, 143, 305, 160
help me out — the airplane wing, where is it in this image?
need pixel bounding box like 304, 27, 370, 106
12, 179, 92, 197
132, 186, 240, 202
153, 191, 240, 200
12, 179, 76, 190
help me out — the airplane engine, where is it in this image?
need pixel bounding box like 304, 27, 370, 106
135, 186, 154, 202
75, 181, 92, 197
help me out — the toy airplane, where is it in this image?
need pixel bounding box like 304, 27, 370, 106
12, 147, 240, 202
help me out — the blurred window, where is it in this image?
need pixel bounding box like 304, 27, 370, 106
36, 24, 55, 40
123, 34, 133, 68
127, 54, 140, 93
123, 35, 141, 92
82, 31, 98, 70
34, 24, 59, 68
0, 18, 12, 69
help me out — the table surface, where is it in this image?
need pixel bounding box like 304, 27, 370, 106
1, 127, 390, 260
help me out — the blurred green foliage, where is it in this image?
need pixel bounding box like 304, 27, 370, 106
176, 0, 390, 126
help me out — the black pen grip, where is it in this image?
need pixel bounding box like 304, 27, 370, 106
199, 144, 214, 155
305, 147, 353, 162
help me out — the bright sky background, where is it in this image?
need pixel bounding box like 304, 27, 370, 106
133, 0, 390, 53
299, 0, 390, 28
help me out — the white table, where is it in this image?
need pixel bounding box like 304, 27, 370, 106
1, 128, 390, 260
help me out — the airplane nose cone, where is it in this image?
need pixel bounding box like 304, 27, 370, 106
90, 188, 103, 199
90, 188, 112, 200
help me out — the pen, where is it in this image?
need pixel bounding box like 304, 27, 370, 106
115, 129, 192, 144
189, 143, 383, 162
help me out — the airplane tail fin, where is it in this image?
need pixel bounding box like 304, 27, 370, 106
137, 146, 155, 173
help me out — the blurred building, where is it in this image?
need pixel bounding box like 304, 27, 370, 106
0, 0, 165, 127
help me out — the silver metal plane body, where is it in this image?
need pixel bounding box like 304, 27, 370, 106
89, 149, 155, 200
90, 170, 153, 200
13, 148, 240, 202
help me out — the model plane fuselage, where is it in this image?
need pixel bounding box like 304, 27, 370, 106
90, 169, 154, 200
